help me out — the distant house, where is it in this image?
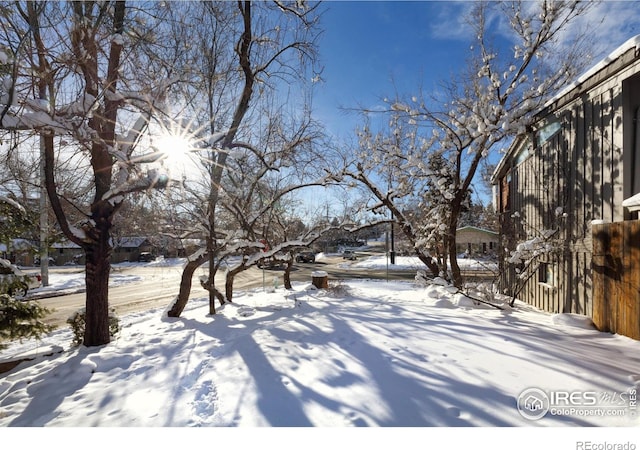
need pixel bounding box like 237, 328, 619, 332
491, 35, 640, 336
51, 240, 83, 265
52, 236, 155, 265
111, 237, 154, 263
455, 226, 498, 257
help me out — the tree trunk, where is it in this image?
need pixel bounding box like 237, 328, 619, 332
212, 286, 225, 306
167, 255, 207, 317
448, 238, 463, 288
83, 224, 112, 346
205, 264, 226, 314
415, 249, 440, 278
224, 275, 234, 305
208, 243, 217, 315
448, 210, 463, 288
225, 265, 245, 303
284, 256, 293, 289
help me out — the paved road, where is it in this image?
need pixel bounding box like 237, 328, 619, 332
32, 252, 417, 329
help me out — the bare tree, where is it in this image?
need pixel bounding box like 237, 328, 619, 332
167, 1, 322, 317
347, 0, 595, 287
0, 2, 195, 346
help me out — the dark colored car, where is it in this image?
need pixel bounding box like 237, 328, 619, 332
342, 250, 357, 260
296, 252, 316, 263
257, 257, 286, 269
138, 252, 155, 262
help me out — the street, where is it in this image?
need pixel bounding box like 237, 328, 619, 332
33, 249, 417, 329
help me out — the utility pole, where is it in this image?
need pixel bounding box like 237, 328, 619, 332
390, 211, 395, 265
325, 202, 329, 254
388, 168, 395, 265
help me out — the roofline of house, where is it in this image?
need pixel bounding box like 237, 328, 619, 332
490, 133, 529, 184
491, 34, 640, 185
543, 35, 640, 113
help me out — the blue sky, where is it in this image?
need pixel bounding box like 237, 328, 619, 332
314, 1, 468, 138
314, 1, 640, 140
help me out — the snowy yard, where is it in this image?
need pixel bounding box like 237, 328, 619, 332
1, 258, 639, 442
349, 253, 499, 272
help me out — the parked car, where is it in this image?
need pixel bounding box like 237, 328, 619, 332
257, 257, 285, 269
0, 258, 42, 298
295, 252, 316, 263
342, 250, 357, 260
138, 252, 155, 262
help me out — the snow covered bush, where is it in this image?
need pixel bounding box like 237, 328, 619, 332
325, 281, 351, 298
67, 308, 120, 347
0, 294, 54, 350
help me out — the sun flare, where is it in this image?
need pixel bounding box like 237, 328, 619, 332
153, 129, 196, 175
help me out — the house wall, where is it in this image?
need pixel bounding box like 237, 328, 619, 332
52, 246, 84, 265
455, 229, 498, 255
499, 54, 640, 317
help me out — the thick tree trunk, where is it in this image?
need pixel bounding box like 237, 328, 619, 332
167, 255, 207, 317
448, 210, 463, 288
448, 236, 463, 288
83, 225, 112, 346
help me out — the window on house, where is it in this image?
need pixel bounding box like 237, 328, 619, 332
513, 137, 532, 166
536, 120, 561, 147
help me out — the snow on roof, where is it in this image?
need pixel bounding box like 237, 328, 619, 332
0, 239, 37, 250
51, 240, 82, 249
493, 34, 640, 184
544, 34, 640, 108
114, 237, 149, 248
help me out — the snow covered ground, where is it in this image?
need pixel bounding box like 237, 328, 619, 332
349, 254, 498, 272
1, 258, 639, 446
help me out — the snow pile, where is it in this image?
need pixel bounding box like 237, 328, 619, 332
551, 313, 597, 330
